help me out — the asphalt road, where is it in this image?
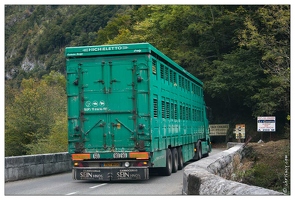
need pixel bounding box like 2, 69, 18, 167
5, 148, 224, 196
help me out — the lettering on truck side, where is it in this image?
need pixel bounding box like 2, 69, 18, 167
85, 46, 128, 52
117, 172, 141, 179
113, 152, 128, 158
117, 172, 130, 178
84, 108, 107, 112
80, 172, 104, 180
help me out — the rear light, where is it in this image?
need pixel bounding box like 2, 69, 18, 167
133, 161, 148, 166
74, 162, 89, 167
73, 162, 83, 167
79, 162, 84, 167
134, 162, 143, 166
129, 152, 149, 160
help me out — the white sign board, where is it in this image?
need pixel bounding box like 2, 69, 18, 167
257, 116, 276, 132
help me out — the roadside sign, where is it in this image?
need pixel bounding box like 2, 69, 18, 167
209, 124, 229, 136
257, 116, 276, 132
234, 124, 245, 139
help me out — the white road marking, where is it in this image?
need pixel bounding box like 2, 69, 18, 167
90, 183, 107, 189
65, 183, 107, 195
66, 192, 78, 195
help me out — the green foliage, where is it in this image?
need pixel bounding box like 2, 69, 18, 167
95, 13, 133, 45
242, 158, 287, 193
25, 114, 68, 154
5, 75, 67, 156
5, 5, 290, 155
238, 5, 290, 117
42, 70, 66, 88
234, 141, 290, 193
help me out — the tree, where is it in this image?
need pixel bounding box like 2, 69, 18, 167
25, 113, 68, 154
238, 5, 290, 116
42, 70, 66, 88
5, 75, 66, 156
95, 12, 133, 45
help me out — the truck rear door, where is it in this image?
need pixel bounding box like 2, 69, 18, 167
76, 56, 136, 151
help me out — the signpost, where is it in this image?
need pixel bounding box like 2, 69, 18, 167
209, 124, 229, 136
257, 116, 276, 132
257, 116, 276, 140
234, 124, 245, 142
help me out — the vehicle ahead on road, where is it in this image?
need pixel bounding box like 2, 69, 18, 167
65, 43, 211, 181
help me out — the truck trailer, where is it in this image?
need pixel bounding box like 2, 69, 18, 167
65, 43, 211, 181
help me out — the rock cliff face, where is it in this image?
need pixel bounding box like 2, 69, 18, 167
5, 5, 126, 80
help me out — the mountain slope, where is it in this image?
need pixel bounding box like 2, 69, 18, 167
5, 5, 132, 81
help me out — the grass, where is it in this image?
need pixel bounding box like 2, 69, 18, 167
233, 139, 290, 194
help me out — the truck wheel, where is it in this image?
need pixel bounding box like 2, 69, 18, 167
177, 147, 184, 170
171, 148, 178, 173
162, 148, 172, 176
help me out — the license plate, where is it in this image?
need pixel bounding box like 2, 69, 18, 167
104, 162, 120, 167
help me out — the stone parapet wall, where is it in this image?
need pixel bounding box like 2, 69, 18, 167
183, 144, 284, 195
5, 152, 72, 182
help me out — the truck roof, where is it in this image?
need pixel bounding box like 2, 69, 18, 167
65, 43, 203, 86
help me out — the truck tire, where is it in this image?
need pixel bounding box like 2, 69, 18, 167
177, 147, 184, 170
171, 148, 178, 173
162, 148, 172, 176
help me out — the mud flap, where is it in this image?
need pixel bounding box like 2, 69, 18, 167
73, 167, 149, 181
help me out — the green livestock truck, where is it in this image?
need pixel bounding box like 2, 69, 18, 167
65, 43, 211, 181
